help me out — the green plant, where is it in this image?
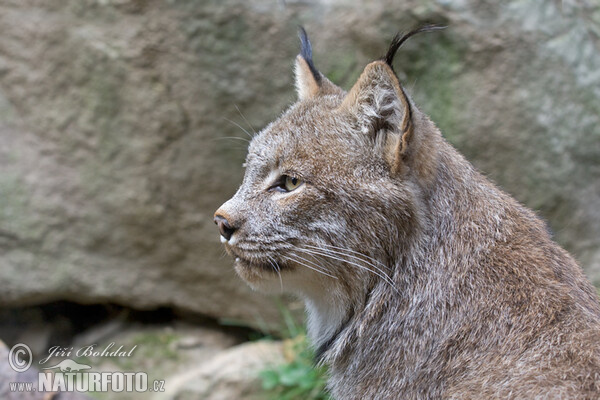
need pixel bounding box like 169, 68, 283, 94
258, 303, 331, 400
260, 334, 331, 400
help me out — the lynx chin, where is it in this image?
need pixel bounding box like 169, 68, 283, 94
214, 26, 600, 399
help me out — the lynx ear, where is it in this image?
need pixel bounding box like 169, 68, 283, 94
295, 56, 320, 100
340, 61, 412, 173
340, 25, 444, 174
294, 27, 322, 100
295, 27, 341, 100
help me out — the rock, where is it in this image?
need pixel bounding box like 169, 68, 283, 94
1, 320, 253, 400
167, 340, 284, 400
0, 0, 598, 329
33, 317, 281, 400
0, 340, 91, 400
30, 319, 246, 400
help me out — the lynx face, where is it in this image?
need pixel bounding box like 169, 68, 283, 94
217, 96, 408, 289
215, 28, 437, 343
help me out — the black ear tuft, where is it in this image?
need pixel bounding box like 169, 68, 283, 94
383, 25, 446, 70
298, 26, 322, 85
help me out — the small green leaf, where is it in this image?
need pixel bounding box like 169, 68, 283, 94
260, 369, 280, 390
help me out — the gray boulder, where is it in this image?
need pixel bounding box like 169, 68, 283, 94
0, 0, 598, 329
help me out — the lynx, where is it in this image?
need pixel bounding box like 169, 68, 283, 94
214, 27, 600, 399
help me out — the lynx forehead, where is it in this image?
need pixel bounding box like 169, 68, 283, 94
215, 27, 600, 399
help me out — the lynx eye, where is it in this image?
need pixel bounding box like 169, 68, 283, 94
270, 174, 303, 192
284, 175, 302, 191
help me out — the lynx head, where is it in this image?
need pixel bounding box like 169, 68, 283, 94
215, 26, 444, 345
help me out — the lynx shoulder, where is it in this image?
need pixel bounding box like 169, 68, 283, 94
215, 27, 600, 399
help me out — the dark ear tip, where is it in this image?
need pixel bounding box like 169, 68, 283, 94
298, 25, 308, 38
297, 25, 312, 60
296, 26, 322, 84
383, 24, 447, 67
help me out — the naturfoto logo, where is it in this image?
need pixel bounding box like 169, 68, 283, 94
7, 343, 166, 394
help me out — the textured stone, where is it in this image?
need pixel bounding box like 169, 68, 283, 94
0, 341, 91, 400
168, 340, 284, 400
0, 0, 598, 329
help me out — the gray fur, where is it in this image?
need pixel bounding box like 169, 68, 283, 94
215, 30, 600, 399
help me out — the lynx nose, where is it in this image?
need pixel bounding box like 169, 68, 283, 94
214, 214, 236, 241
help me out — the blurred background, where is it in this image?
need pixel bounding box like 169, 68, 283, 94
0, 0, 598, 399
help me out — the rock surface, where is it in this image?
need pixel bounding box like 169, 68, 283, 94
1, 315, 275, 400
0, 340, 91, 400
0, 0, 598, 327
72, 321, 254, 400
167, 340, 284, 400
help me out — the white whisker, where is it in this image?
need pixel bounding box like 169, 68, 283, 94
300, 247, 398, 293
213, 136, 251, 144
224, 117, 254, 139
292, 252, 338, 277
304, 244, 393, 283
306, 243, 389, 271
267, 255, 284, 292
234, 104, 257, 137
283, 255, 339, 280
